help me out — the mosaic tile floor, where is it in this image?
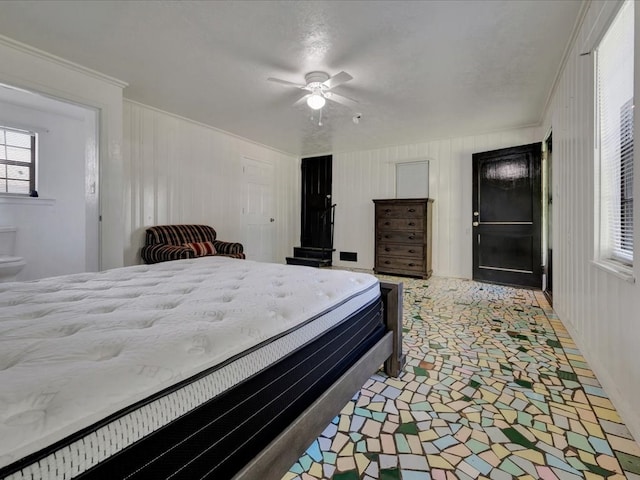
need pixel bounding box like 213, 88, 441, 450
283, 276, 640, 480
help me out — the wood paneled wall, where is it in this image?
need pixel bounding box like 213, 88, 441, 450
540, 0, 640, 441
332, 128, 539, 278
123, 100, 299, 266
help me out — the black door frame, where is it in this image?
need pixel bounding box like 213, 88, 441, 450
543, 132, 553, 304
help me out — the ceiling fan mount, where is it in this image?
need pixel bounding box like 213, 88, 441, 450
267, 70, 358, 111
304, 71, 331, 86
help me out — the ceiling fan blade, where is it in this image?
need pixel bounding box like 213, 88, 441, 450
323, 71, 353, 89
326, 92, 359, 107
293, 93, 311, 107
267, 77, 306, 88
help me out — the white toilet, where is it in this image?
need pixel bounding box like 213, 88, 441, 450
0, 226, 26, 282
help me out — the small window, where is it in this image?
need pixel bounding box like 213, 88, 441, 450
595, 0, 634, 269
0, 126, 36, 195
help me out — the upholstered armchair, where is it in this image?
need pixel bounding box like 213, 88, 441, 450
141, 224, 245, 264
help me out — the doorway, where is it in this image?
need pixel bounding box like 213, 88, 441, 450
301, 155, 332, 249
0, 83, 100, 278
472, 143, 542, 288
543, 134, 553, 303
285, 155, 333, 267
241, 156, 275, 262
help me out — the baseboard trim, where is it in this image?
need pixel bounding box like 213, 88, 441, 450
559, 316, 640, 445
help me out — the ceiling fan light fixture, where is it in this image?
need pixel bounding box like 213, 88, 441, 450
307, 93, 326, 110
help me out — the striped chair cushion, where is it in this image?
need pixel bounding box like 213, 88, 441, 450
185, 241, 217, 257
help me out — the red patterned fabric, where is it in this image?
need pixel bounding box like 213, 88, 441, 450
184, 241, 217, 257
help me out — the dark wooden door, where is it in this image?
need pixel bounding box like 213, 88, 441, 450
544, 135, 553, 303
301, 155, 332, 248
472, 143, 542, 288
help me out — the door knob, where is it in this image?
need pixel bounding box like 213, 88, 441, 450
473, 211, 479, 217
270, 218, 275, 222
473, 222, 479, 227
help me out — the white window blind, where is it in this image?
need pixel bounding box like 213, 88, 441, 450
0, 126, 36, 195
596, 0, 634, 267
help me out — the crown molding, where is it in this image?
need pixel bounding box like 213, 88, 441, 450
0, 34, 128, 89
124, 98, 297, 158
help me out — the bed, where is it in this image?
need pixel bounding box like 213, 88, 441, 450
0, 256, 403, 480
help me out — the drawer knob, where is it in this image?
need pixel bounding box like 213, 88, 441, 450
408, 222, 415, 226
409, 263, 415, 267
385, 209, 391, 213
409, 249, 415, 253
385, 222, 390, 226
408, 208, 416, 212
385, 248, 391, 252
385, 235, 391, 239
385, 260, 390, 264
408, 235, 415, 240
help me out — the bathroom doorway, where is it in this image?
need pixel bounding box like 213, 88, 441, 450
0, 82, 100, 279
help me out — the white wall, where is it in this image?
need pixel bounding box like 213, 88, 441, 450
123, 100, 299, 266
0, 35, 125, 270
0, 94, 96, 280
540, 0, 640, 441
332, 127, 539, 278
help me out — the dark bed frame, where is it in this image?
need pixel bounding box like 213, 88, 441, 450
235, 281, 404, 480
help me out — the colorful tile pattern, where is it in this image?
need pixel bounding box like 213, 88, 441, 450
283, 276, 640, 480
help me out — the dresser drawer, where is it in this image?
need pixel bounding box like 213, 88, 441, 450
376, 218, 423, 231
377, 230, 423, 243
377, 243, 424, 258
377, 255, 424, 273
376, 203, 425, 219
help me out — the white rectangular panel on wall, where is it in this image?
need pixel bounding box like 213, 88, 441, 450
396, 161, 428, 198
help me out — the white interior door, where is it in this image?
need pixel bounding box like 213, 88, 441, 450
241, 156, 275, 262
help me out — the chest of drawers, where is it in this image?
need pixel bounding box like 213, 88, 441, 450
373, 198, 433, 279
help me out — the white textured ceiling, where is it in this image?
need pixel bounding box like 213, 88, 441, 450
0, 0, 584, 156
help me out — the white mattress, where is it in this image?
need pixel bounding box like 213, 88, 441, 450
0, 257, 379, 477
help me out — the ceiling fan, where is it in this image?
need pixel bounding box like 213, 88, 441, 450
267, 71, 358, 110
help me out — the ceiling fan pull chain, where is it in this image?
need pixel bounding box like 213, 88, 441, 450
318, 107, 323, 127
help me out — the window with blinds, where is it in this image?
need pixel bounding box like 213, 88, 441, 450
0, 126, 36, 195
596, 0, 634, 269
